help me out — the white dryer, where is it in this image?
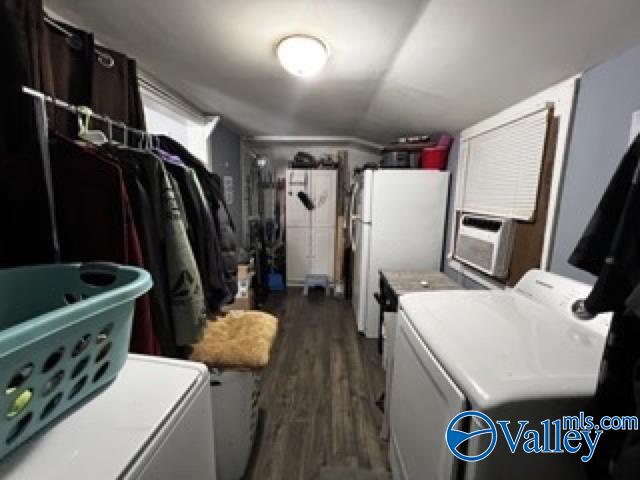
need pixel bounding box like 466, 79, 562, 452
389, 269, 611, 480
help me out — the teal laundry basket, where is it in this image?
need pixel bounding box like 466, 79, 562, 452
0, 262, 152, 460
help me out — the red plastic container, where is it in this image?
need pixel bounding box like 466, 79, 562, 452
421, 134, 452, 170
421, 147, 449, 170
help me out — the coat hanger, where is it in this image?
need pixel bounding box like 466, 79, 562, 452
116, 121, 128, 147
77, 106, 108, 146
136, 131, 149, 151
105, 117, 114, 144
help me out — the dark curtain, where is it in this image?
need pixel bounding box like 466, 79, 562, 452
0, 0, 56, 266
42, 19, 93, 136
127, 58, 146, 130
0, 5, 147, 268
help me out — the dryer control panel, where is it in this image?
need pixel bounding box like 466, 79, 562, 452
513, 269, 611, 335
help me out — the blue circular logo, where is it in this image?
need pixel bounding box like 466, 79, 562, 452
445, 410, 497, 462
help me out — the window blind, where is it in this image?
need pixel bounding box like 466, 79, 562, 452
460, 108, 550, 221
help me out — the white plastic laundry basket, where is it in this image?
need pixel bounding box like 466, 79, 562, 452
209, 369, 260, 480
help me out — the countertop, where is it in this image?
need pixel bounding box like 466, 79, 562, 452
380, 270, 461, 296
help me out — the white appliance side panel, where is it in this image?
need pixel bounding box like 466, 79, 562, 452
364, 171, 449, 337
0, 356, 210, 480
286, 169, 312, 228
286, 227, 311, 285
390, 311, 465, 480
360, 169, 374, 223
135, 374, 216, 480
310, 226, 336, 280
381, 311, 398, 439
370, 170, 449, 264
351, 220, 363, 326
311, 170, 337, 228
352, 221, 372, 333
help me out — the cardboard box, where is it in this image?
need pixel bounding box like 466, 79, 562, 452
222, 290, 254, 312
237, 264, 251, 279
236, 265, 253, 299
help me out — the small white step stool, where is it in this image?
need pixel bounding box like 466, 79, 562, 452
303, 274, 331, 296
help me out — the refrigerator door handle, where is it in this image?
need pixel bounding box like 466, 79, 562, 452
349, 182, 359, 251
350, 216, 360, 252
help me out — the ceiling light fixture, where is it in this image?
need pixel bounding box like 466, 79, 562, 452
276, 35, 329, 78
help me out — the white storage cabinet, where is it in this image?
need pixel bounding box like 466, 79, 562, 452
285, 169, 337, 286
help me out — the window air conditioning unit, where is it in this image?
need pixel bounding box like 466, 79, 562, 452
454, 214, 514, 279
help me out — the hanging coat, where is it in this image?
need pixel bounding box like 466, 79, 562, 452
107, 146, 207, 346
165, 161, 229, 312
48, 135, 160, 355
158, 135, 239, 302
105, 151, 177, 358
569, 133, 640, 314
569, 133, 640, 480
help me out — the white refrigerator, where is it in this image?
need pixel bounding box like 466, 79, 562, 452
349, 169, 449, 338
0, 355, 216, 480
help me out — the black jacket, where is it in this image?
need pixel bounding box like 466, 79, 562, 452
119, 163, 177, 357
107, 146, 207, 346
569, 133, 640, 314
570, 134, 640, 480
166, 162, 228, 310
158, 135, 238, 302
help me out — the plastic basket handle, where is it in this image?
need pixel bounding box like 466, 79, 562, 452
79, 263, 120, 287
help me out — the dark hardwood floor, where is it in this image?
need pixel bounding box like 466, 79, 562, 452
244, 288, 389, 480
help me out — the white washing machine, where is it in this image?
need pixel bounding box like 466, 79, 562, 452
0, 355, 216, 480
389, 269, 611, 480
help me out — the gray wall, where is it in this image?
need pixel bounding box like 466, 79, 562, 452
243, 142, 380, 241
443, 43, 640, 288
247, 143, 380, 180
211, 123, 243, 242
550, 43, 640, 283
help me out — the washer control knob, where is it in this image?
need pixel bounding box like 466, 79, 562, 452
572, 299, 595, 320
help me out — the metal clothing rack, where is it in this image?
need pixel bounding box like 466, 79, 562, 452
22, 86, 150, 144
22, 85, 153, 263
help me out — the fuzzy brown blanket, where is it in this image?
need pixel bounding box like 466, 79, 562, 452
190, 310, 278, 370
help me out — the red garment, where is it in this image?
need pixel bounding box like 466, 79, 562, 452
50, 135, 160, 355
123, 190, 160, 354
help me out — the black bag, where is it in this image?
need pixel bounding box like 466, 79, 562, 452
292, 151, 316, 169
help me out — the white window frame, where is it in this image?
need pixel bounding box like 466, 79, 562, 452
447, 75, 580, 289
139, 77, 218, 170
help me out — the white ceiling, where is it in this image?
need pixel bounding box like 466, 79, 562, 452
46, 0, 640, 143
